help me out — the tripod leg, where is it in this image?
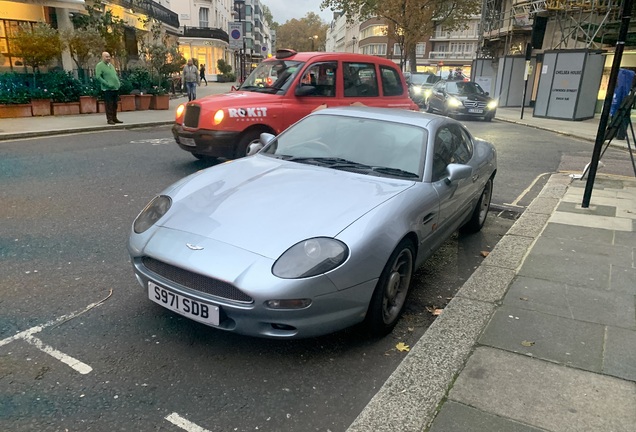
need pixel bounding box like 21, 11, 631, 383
626, 119, 636, 177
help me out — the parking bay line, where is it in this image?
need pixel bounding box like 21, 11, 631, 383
0, 299, 106, 373
165, 413, 212, 432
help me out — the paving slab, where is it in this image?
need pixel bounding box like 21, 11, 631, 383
506, 212, 550, 238
610, 264, 636, 294
603, 326, 636, 381
481, 235, 534, 270
449, 347, 636, 432
428, 401, 544, 432
479, 305, 605, 372
539, 223, 615, 244
456, 265, 516, 303
524, 196, 560, 215
504, 276, 636, 329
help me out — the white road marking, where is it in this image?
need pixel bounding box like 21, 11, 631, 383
0, 298, 107, 373
165, 413, 212, 432
23, 335, 92, 374
504, 172, 551, 207
130, 138, 174, 145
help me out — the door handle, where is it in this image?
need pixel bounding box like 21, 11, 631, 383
422, 213, 435, 224
472, 174, 479, 182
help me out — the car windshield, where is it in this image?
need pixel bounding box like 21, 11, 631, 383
447, 81, 485, 96
261, 114, 427, 179
410, 74, 435, 85
240, 60, 304, 94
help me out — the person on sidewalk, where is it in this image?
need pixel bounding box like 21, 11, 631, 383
95, 52, 122, 125
182, 59, 200, 101
200, 64, 208, 86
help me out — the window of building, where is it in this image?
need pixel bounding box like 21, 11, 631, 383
393, 43, 402, 56
199, 7, 209, 28
416, 43, 426, 58
360, 25, 387, 39
361, 44, 386, 56
0, 20, 38, 71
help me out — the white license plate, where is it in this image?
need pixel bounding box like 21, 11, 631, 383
180, 137, 196, 147
148, 282, 219, 325
468, 108, 484, 113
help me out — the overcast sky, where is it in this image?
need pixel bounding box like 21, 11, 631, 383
264, 0, 335, 24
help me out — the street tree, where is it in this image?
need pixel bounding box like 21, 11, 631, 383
275, 12, 329, 52
12, 22, 62, 84
71, 0, 126, 67
262, 5, 279, 31
320, 0, 481, 71
61, 27, 105, 82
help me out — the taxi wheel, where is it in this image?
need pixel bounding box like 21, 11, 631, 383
235, 130, 263, 159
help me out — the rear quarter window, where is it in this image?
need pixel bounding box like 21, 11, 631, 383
380, 66, 404, 96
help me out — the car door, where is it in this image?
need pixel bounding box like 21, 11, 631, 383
429, 122, 476, 244
429, 81, 445, 112
283, 61, 338, 126
341, 61, 382, 105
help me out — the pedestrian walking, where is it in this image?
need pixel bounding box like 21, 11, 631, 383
183, 59, 200, 101
95, 51, 122, 125
200, 64, 208, 86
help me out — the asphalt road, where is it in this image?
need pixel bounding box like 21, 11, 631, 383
0, 121, 632, 431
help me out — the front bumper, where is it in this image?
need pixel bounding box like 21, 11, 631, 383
172, 123, 240, 159
448, 106, 496, 118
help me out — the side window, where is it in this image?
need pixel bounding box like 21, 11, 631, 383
380, 66, 404, 96
432, 125, 468, 181
455, 126, 474, 164
343, 62, 379, 97
298, 62, 337, 97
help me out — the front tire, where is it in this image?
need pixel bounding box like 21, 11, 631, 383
234, 130, 263, 159
461, 178, 493, 233
365, 239, 415, 336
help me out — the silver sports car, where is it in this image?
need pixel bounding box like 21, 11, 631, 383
128, 107, 497, 339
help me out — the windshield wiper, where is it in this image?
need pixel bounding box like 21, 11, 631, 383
283, 157, 369, 167
371, 167, 419, 178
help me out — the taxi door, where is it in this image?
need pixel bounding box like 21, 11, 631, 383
282, 61, 339, 126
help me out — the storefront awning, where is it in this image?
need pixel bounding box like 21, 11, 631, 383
9, 0, 86, 11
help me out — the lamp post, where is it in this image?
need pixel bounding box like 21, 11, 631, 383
234, 0, 246, 82
309, 34, 318, 51
351, 36, 357, 53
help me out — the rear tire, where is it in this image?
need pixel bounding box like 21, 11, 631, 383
461, 178, 493, 233
234, 130, 263, 159
365, 239, 415, 336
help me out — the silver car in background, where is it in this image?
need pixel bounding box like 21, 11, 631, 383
128, 107, 497, 339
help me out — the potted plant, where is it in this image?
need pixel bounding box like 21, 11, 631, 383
118, 77, 136, 111
29, 86, 52, 116
148, 84, 169, 110
127, 67, 153, 110
42, 71, 83, 115
79, 78, 99, 114
0, 73, 33, 118
217, 59, 235, 83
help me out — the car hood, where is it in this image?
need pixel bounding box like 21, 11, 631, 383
452, 93, 492, 102
159, 156, 414, 259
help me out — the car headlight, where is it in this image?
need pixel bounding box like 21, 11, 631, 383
272, 238, 349, 279
133, 195, 172, 234
487, 100, 498, 109
424, 89, 432, 98
447, 97, 462, 107
412, 87, 422, 94
213, 109, 224, 125
175, 104, 185, 120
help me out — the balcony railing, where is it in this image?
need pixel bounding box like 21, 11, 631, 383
182, 27, 230, 43
429, 51, 475, 60
432, 32, 480, 40
109, 0, 179, 28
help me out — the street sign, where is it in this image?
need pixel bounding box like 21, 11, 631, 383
229, 22, 243, 50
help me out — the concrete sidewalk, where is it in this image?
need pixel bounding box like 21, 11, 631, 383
348, 173, 636, 431
0, 82, 235, 141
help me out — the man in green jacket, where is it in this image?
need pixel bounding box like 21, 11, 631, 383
95, 51, 122, 125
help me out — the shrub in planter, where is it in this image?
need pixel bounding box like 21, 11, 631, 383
0, 72, 31, 105
41, 71, 83, 103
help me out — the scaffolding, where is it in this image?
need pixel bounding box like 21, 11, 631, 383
479, 0, 623, 57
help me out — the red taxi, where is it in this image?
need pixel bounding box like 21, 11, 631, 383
172, 49, 419, 161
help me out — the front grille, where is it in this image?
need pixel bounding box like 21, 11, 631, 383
463, 100, 487, 109
142, 257, 253, 303
183, 105, 201, 128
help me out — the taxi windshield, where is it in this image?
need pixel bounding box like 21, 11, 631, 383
240, 60, 304, 94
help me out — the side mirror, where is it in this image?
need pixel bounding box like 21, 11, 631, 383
295, 86, 317, 96
444, 164, 472, 185
247, 142, 264, 156
259, 132, 276, 146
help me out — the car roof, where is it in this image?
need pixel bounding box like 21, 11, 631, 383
308, 106, 446, 129
264, 50, 401, 68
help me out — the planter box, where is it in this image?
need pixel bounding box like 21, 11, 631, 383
31, 99, 52, 116
150, 94, 169, 110
0, 103, 33, 118
52, 102, 81, 116
98, 101, 123, 113
79, 96, 97, 114
135, 94, 152, 110
120, 94, 136, 111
